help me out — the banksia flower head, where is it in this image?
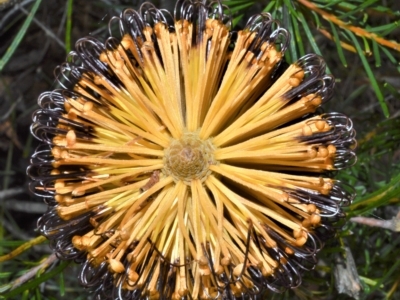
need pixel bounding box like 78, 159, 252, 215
29, 0, 356, 299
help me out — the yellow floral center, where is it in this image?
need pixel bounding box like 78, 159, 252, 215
164, 132, 217, 184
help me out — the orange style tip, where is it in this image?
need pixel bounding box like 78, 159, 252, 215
288, 77, 301, 87
221, 257, 231, 266
199, 267, 211, 276
128, 270, 139, 282
109, 258, 125, 273
316, 120, 326, 131
233, 263, 244, 277
295, 236, 307, 247
83, 101, 93, 113
198, 256, 208, 266
178, 289, 189, 297
284, 247, 295, 255
310, 213, 321, 225
66, 130, 76, 147
307, 203, 317, 213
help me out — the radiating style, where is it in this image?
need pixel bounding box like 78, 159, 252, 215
29, 0, 356, 299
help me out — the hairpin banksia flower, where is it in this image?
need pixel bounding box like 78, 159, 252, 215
29, 0, 356, 299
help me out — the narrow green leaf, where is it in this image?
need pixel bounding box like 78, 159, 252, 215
367, 22, 399, 35
372, 39, 381, 67
338, 0, 380, 19
263, 1, 276, 12
291, 14, 305, 57
270, 2, 279, 20
0, 0, 43, 72
318, 0, 345, 8
65, 0, 74, 54
0, 273, 12, 279
283, 0, 298, 17
362, 36, 372, 57
346, 84, 368, 103
360, 0, 385, 10
336, 2, 359, 11
347, 30, 389, 117
223, 0, 252, 4
227, 2, 253, 13
359, 276, 380, 286
364, 249, 370, 274
310, 11, 322, 28
3, 140, 13, 189
232, 14, 244, 28
282, 0, 305, 58
282, 0, 297, 63
298, 12, 331, 73
329, 21, 347, 67
298, 12, 321, 56
23, 130, 33, 159
35, 286, 42, 300
384, 82, 400, 100
59, 271, 65, 296
379, 45, 398, 65
21, 290, 29, 300
348, 170, 400, 216
370, 259, 400, 293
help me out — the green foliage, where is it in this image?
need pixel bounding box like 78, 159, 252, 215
0, 0, 43, 72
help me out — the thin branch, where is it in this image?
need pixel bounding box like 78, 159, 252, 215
8, 253, 58, 291
18, 5, 65, 49
350, 216, 400, 232
0, 236, 47, 262
318, 28, 357, 53
0, 187, 25, 200
4, 200, 47, 213
297, 0, 400, 52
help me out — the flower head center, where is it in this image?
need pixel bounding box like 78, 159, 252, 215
163, 132, 216, 185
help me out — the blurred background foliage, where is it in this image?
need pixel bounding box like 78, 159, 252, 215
0, 0, 399, 299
